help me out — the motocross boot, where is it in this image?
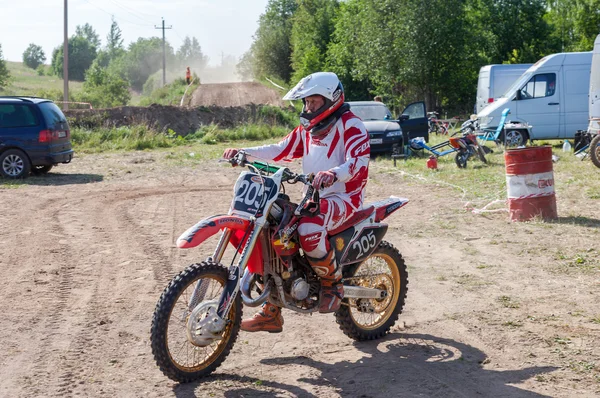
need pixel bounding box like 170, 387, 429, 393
240, 302, 284, 333
307, 251, 344, 313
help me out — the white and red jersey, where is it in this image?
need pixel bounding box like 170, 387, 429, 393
245, 110, 370, 211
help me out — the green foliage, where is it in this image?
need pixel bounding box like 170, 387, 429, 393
248, 0, 298, 82
177, 36, 209, 69
189, 123, 289, 145
76, 23, 101, 49
106, 17, 125, 60
71, 123, 289, 153
80, 63, 131, 108
139, 77, 194, 106
0, 44, 10, 89
110, 37, 173, 92
246, 0, 597, 115
22, 43, 46, 70
51, 35, 98, 81
36, 64, 47, 76
290, 0, 339, 82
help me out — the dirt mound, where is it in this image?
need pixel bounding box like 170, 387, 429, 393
65, 103, 294, 136
189, 82, 286, 107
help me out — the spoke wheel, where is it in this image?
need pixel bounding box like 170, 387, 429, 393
336, 241, 408, 341
150, 261, 242, 383
455, 151, 468, 168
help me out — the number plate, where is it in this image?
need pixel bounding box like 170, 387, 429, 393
370, 138, 383, 145
231, 173, 277, 216
58, 131, 67, 138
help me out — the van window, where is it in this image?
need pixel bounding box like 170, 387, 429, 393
519, 73, 556, 99
0, 104, 39, 128
38, 102, 68, 129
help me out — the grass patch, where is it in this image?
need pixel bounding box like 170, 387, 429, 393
498, 295, 520, 308
71, 123, 289, 153
139, 78, 200, 106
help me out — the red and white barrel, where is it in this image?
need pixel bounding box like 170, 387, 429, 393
505, 146, 557, 221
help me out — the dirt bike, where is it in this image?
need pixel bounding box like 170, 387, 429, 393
449, 121, 488, 168
150, 151, 409, 383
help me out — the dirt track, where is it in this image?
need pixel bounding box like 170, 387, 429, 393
0, 151, 599, 397
190, 82, 286, 107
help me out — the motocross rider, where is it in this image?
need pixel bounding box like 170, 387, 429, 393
223, 72, 370, 333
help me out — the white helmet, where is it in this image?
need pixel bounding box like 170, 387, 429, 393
283, 72, 346, 137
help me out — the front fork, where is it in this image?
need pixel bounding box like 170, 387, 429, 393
188, 224, 263, 320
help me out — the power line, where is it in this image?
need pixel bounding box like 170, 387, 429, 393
82, 0, 153, 28
106, 0, 156, 25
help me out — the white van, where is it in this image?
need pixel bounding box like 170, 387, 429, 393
588, 34, 600, 135
478, 52, 592, 143
476, 64, 532, 113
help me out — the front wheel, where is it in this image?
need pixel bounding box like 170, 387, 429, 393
336, 241, 408, 341
455, 150, 469, 168
589, 134, 600, 169
150, 261, 242, 383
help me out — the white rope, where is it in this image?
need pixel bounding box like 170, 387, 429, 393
393, 169, 507, 214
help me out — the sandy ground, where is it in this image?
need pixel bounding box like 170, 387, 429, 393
0, 151, 598, 398
190, 82, 286, 108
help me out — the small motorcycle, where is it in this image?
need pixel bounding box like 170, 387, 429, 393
150, 151, 410, 383
449, 118, 488, 168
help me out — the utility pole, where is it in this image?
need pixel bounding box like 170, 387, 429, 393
63, 0, 69, 110
155, 18, 172, 86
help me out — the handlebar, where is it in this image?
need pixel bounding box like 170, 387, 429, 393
225, 150, 322, 216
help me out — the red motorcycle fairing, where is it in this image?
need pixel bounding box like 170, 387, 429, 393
176, 214, 265, 275
372, 196, 409, 222
177, 215, 251, 248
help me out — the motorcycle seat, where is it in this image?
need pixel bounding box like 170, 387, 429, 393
328, 206, 374, 236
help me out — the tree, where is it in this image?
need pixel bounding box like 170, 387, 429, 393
22, 43, 46, 69
0, 44, 10, 89
51, 35, 98, 81
109, 37, 172, 91
106, 17, 124, 59
289, 0, 339, 82
80, 63, 131, 108
76, 23, 101, 49
250, 0, 298, 82
177, 36, 209, 69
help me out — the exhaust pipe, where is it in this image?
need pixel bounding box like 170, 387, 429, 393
240, 268, 271, 307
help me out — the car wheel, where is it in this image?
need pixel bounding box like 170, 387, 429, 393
0, 149, 31, 179
501, 130, 527, 147
32, 165, 54, 175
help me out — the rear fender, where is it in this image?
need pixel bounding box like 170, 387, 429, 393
373, 196, 409, 222
177, 215, 250, 249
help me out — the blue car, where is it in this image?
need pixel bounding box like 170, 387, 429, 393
0, 97, 73, 178
349, 101, 429, 154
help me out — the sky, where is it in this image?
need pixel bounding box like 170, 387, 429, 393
0, 0, 269, 66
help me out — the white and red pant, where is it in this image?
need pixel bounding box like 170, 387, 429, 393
298, 196, 356, 259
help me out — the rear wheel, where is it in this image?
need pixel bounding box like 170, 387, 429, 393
336, 242, 408, 341
150, 261, 242, 383
590, 134, 600, 169
0, 149, 31, 179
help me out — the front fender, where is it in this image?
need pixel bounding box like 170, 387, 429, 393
177, 215, 251, 248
